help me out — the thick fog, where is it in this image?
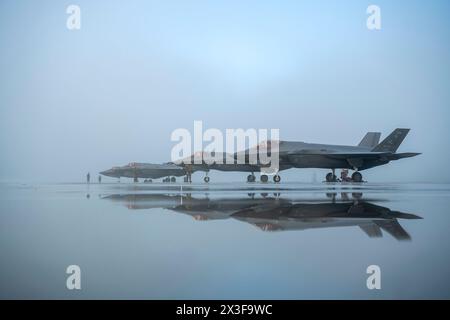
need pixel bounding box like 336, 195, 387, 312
0, 0, 449, 183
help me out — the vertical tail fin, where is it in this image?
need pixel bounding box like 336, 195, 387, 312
372, 129, 410, 152
358, 132, 381, 148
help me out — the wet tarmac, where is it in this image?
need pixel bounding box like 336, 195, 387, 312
0, 182, 449, 299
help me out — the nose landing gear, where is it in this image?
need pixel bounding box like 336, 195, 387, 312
203, 171, 210, 183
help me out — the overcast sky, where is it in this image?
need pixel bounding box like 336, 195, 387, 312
0, 0, 449, 183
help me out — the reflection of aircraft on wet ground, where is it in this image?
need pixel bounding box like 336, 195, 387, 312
103, 192, 422, 241
100, 128, 420, 184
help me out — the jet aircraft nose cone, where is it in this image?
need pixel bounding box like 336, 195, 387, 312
100, 169, 115, 177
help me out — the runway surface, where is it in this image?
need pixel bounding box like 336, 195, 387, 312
1, 182, 449, 299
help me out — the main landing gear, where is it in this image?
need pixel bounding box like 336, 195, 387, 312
351, 171, 363, 183
247, 174, 281, 183
325, 169, 364, 183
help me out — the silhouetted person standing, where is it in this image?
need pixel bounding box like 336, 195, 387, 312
87, 172, 90, 184
98, 175, 102, 184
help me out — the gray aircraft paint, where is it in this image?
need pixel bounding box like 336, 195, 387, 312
100, 129, 420, 179
102, 193, 421, 241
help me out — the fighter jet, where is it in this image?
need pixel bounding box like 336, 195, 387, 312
172, 151, 292, 183
277, 128, 420, 183
170, 132, 380, 182
99, 162, 189, 182
102, 192, 422, 241
232, 198, 421, 240
171, 128, 419, 183
100, 128, 419, 183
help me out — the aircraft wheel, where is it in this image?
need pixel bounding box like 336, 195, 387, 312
204, 176, 210, 183
171, 177, 176, 183
133, 177, 138, 183
247, 174, 256, 183
260, 175, 269, 183
325, 172, 336, 182
273, 175, 281, 183
352, 172, 363, 183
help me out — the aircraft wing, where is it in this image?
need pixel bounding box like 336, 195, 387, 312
320, 152, 389, 159
283, 151, 394, 170
375, 219, 412, 241
286, 151, 388, 158
286, 151, 420, 160
359, 224, 383, 238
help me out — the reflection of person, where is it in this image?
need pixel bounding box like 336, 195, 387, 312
87, 172, 90, 184
98, 175, 102, 184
